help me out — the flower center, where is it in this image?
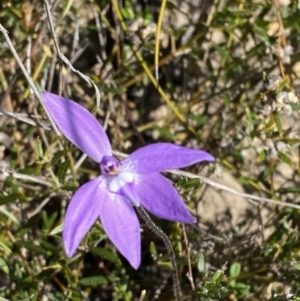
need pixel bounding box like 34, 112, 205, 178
100, 156, 120, 176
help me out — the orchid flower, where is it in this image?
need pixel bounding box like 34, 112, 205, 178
41, 91, 214, 269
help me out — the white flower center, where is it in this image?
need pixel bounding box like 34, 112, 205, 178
108, 171, 135, 193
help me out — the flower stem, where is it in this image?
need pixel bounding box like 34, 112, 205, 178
135, 205, 182, 301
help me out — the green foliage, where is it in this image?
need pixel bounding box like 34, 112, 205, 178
50, 149, 68, 166
58, 160, 70, 184
195, 270, 227, 299
89, 247, 122, 266
78, 275, 119, 286
1, 0, 300, 300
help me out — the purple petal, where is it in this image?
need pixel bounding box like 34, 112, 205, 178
122, 143, 214, 174
63, 176, 104, 257
131, 173, 196, 223
99, 192, 141, 269
42, 92, 111, 162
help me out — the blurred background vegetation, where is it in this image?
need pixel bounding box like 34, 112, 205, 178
1, 0, 300, 300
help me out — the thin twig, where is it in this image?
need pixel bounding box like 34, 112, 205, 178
0, 23, 61, 137
135, 206, 182, 301
28, 194, 54, 218
181, 224, 195, 290
1, 170, 52, 187
120, 95, 146, 145
43, 0, 101, 108
0, 24, 62, 189
47, 47, 57, 92
155, 0, 167, 84
169, 169, 300, 210
0, 109, 51, 130
272, 0, 287, 79
138, 290, 146, 301
63, 15, 81, 94
110, 0, 189, 127
91, 5, 107, 61
0, 0, 59, 110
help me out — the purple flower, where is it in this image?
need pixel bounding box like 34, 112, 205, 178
41, 92, 214, 269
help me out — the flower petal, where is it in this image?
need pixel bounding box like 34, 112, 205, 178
99, 193, 141, 269
129, 173, 196, 223
63, 176, 104, 257
42, 92, 111, 162
122, 143, 214, 174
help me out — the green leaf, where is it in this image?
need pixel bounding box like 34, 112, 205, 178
60, 185, 77, 192
68, 288, 82, 301
120, 7, 135, 20
49, 223, 63, 236
277, 151, 293, 166
42, 211, 58, 230
50, 150, 68, 166
234, 282, 251, 296
197, 252, 205, 272
149, 241, 157, 256
18, 214, 41, 235
277, 186, 300, 194
211, 270, 225, 283
293, 262, 300, 270
40, 240, 59, 252
213, 44, 232, 61
257, 150, 266, 162
0, 241, 12, 255
253, 25, 270, 40
196, 281, 227, 299
272, 111, 283, 135
290, 102, 300, 110
187, 113, 209, 125
18, 164, 41, 175
15, 241, 47, 254
89, 247, 122, 266
78, 275, 119, 286
153, 126, 176, 141
230, 262, 241, 278
58, 160, 70, 184
279, 78, 288, 90
0, 257, 9, 274
260, 165, 271, 179
10, 146, 18, 169
0, 194, 18, 205
101, 86, 126, 94
177, 178, 199, 189
36, 138, 44, 159
245, 107, 253, 123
